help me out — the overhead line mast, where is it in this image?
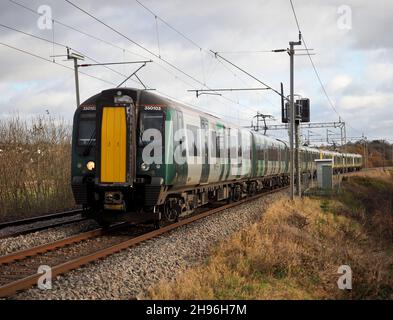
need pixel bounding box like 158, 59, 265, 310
289, 32, 302, 200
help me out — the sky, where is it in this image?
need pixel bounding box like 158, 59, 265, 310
0, 0, 392, 144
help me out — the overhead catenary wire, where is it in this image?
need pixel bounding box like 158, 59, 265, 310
212, 51, 289, 101
6, 0, 213, 96
5, 2, 200, 89
63, 0, 262, 114
135, 0, 208, 88
0, 25, 250, 122
216, 50, 286, 54
0, 23, 142, 86
64, 0, 209, 90
6, 0, 277, 124
1, 26, 249, 124
0, 42, 116, 86
289, 0, 301, 33
135, 0, 202, 50
134, 0, 280, 114
8, 0, 262, 118
0, 38, 251, 123
7, 0, 149, 62
7, 0, 208, 93
134, 0, 274, 111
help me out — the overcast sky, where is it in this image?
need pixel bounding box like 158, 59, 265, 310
0, 0, 392, 143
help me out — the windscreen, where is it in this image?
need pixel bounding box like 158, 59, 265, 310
78, 112, 96, 146
138, 111, 163, 146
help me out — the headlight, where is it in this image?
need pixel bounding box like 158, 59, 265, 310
86, 161, 95, 171
140, 162, 150, 171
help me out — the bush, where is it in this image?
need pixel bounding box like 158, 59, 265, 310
0, 116, 75, 222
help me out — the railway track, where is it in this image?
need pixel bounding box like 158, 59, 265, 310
0, 209, 86, 240
0, 209, 83, 229
0, 186, 288, 299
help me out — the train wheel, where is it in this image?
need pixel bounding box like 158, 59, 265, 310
154, 200, 181, 229
164, 202, 181, 223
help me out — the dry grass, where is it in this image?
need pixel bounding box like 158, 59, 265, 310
148, 174, 393, 300
339, 172, 393, 243
0, 116, 75, 222
347, 167, 393, 181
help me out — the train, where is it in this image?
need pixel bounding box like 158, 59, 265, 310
71, 88, 362, 226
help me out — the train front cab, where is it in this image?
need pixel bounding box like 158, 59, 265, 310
91, 90, 136, 224
95, 89, 168, 225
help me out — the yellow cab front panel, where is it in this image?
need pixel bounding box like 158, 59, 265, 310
100, 106, 127, 183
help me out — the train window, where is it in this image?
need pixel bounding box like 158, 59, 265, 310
216, 131, 224, 158
186, 124, 200, 157
257, 139, 264, 160
238, 132, 242, 158
271, 145, 278, 161
138, 111, 163, 146
257, 147, 262, 160
229, 133, 239, 159
78, 112, 96, 146
211, 131, 217, 158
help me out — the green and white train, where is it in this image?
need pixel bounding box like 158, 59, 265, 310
71, 88, 362, 226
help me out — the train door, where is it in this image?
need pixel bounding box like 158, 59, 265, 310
100, 106, 127, 183
218, 124, 227, 181
257, 135, 264, 176
270, 143, 276, 175
171, 109, 188, 186
228, 127, 241, 180
183, 112, 202, 186
207, 125, 220, 183
236, 129, 243, 178
250, 133, 257, 178
240, 130, 252, 178
200, 117, 210, 184
263, 138, 269, 176
224, 127, 231, 180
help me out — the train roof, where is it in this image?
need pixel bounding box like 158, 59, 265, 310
79, 88, 362, 157
79, 87, 288, 147
319, 149, 362, 158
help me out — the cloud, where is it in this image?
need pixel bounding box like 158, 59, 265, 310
339, 94, 391, 111
328, 74, 352, 93
0, 0, 392, 142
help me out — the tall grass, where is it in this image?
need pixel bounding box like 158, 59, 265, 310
148, 173, 393, 300
0, 116, 75, 222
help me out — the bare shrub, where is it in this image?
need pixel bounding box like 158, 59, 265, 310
0, 115, 75, 221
